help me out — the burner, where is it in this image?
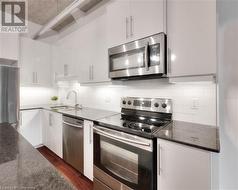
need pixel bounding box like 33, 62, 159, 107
122, 121, 154, 133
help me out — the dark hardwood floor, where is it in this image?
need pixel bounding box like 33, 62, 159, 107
37, 146, 93, 190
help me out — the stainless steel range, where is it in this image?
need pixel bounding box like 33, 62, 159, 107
93, 97, 172, 190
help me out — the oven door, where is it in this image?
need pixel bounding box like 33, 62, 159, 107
109, 33, 166, 79
93, 126, 156, 190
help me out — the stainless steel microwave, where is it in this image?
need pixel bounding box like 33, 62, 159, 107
108, 33, 166, 79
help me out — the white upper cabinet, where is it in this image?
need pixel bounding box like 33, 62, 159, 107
77, 9, 110, 84
52, 6, 110, 84
130, 0, 166, 40
20, 37, 52, 86
106, 1, 131, 47
157, 139, 211, 190
107, 0, 166, 48
167, 0, 216, 77
52, 45, 77, 80
0, 33, 19, 61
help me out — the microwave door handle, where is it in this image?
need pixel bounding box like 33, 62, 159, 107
93, 127, 150, 147
145, 43, 149, 71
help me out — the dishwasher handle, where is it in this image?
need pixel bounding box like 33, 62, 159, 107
63, 121, 83, 128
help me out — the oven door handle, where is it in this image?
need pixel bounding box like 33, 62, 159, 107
93, 127, 151, 147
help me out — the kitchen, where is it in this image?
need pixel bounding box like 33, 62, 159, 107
0, 0, 237, 190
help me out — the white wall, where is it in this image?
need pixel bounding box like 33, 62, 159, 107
58, 80, 217, 126
218, 0, 238, 189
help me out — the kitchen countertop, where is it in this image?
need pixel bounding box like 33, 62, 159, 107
20, 104, 118, 121
0, 123, 75, 190
58, 108, 118, 121
20, 105, 219, 152
154, 120, 220, 152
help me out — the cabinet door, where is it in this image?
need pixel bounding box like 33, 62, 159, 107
77, 28, 93, 83
19, 109, 42, 147
167, 0, 216, 77
52, 45, 64, 80
131, 0, 165, 40
20, 37, 35, 85
20, 37, 52, 86
42, 110, 49, 147
91, 12, 110, 83
42, 110, 63, 158
157, 139, 211, 190
33, 40, 52, 86
106, 0, 131, 48
0, 33, 19, 61
52, 112, 63, 158
84, 120, 93, 181
77, 10, 110, 84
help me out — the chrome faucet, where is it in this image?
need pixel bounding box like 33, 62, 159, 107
66, 90, 81, 108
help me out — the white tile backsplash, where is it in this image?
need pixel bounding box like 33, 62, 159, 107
20, 87, 58, 106
58, 80, 217, 126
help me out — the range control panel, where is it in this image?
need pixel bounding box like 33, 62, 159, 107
121, 97, 172, 113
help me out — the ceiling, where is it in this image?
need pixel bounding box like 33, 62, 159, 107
28, 0, 74, 25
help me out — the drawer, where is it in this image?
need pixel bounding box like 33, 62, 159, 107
94, 166, 133, 190
94, 178, 112, 190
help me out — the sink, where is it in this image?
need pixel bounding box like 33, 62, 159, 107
50, 105, 81, 111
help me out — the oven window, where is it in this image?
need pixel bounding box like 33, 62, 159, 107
110, 48, 145, 71
100, 140, 138, 184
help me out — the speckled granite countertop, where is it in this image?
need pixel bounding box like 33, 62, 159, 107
20, 105, 118, 121
20, 105, 219, 152
0, 123, 76, 190
154, 120, 220, 152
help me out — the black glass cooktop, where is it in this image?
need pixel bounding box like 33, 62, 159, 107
96, 113, 171, 138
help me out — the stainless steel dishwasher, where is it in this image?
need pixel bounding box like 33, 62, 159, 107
63, 115, 84, 173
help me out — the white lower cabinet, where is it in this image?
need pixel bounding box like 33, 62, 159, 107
157, 139, 211, 190
83, 120, 94, 181
42, 110, 63, 158
19, 109, 42, 147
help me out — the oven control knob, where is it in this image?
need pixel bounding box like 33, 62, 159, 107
154, 103, 159, 108
122, 100, 127, 105
128, 101, 132, 105
162, 103, 167, 108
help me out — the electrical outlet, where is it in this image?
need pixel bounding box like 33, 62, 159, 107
191, 98, 199, 110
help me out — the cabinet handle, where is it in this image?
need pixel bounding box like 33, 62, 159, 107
64, 64, 68, 76
91, 65, 94, 81
126, 17, 129, 39
130, 16, 134, 37
167, 48, 172, 74
89, 65, 91, 80
89, 123, 93, 144
49, 113, 52, 126
20, 112, 22, 126
35, 72, 38, 84
32, 72, 35, 84
158, 144, 162, 175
